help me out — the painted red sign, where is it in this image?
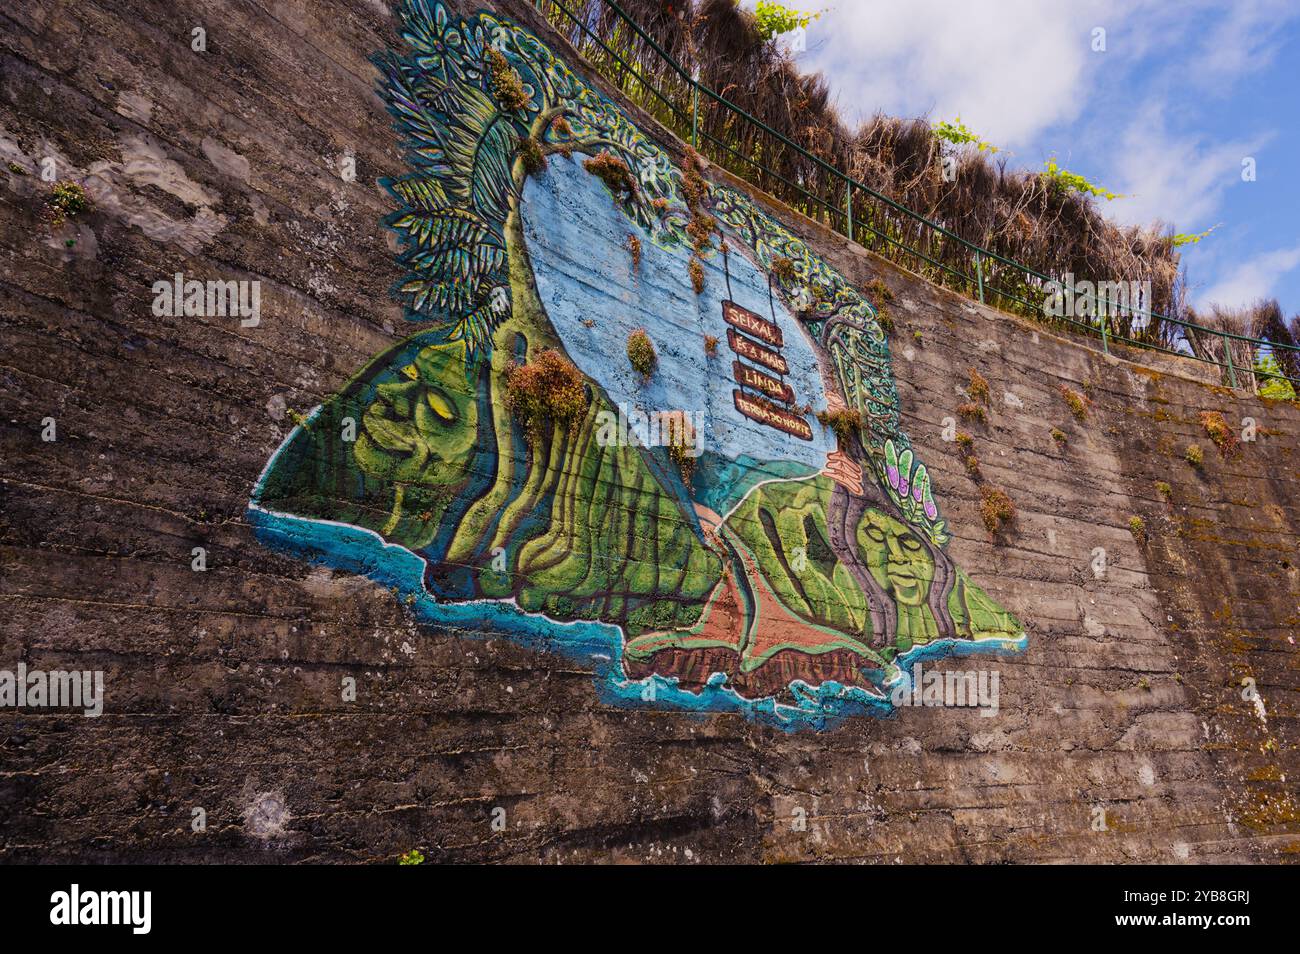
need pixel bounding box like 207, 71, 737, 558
733, 390, 813, 441
722, 299, 782, 347
733, 360, 794, 404
726, 328, 789, 375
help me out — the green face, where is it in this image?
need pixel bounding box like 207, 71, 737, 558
857, 509, 934, 607
354, 340, 479, 486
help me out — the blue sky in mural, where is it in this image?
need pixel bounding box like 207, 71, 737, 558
522, 153, 835, 495
740, 0, 1300, 318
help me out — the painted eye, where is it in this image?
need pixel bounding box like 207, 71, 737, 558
425, 388, 457, 423
901, 535, 923, 553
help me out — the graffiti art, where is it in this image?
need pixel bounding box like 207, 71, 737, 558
248, 0, 1027, 728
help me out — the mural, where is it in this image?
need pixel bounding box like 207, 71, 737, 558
248, 0, 1027, 728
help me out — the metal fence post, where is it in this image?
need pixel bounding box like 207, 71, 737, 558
975, 252, 985, 304
845, 181, 853, 241
690, 81, 698, 149
1223, 332, 1238, 389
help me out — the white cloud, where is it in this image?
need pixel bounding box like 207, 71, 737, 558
1199, 243, 1300, 307
1106, 102, 1269, 228
787, 0, 1125, 147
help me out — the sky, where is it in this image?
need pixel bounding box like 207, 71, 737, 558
739, 0, 1300, 319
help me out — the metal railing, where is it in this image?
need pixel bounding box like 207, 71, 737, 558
534, 0, 1299, 395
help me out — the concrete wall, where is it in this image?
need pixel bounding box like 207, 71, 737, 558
1, 0, 1296, 862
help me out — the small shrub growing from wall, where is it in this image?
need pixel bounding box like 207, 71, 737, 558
967, 369, 990, 405
688, 257, 705, 295
1059, 384, 1089, 421
681, 147, 709, 209
1051, 427, 1067, 446
771, 256, 796, 283
664, 412, 697, 486
957, 402, 987, 424
485, 48, 530, 112
703, 334, 719, 357
505, 349, 589, 441
43, 180, 90, 227
865, 277, 895, 303
1185, 443, 1204, 468
964, 455, 982, 479
955, 431, 974, 452
815, 407, 863, 444
875, 306, 894, 335
978, 487, 1015, 537
626, 234, 642, 270
686, 212, 716, 252
584, 151, 637, 199
627, 329, 657, 378
519, 136, 545, 175
1156, 480, 1172, 500
1128, 516, 1147, 544
1198, 410, 1240, 456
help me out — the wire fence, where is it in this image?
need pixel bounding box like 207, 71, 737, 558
533, 0, 1300, 395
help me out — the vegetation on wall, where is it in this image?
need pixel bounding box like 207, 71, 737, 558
505, 349, 590, 441
626, 328, 657, 377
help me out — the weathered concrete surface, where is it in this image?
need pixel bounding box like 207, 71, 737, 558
1, 0, 1296, 863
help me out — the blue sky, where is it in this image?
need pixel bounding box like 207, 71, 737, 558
740, 0, 1300, 320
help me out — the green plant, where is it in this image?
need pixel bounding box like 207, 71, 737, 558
955, 430, 974, 452
583, 151, 637, 199
815, 407, 863, 444
957, 401, 987, 424
43, 180, 90, 227
771, 256, 796, 282
399, 849, 425, 865
1169, 224, 1219, 248
964, 455, 981, 479
485, 47, 530, 112
664, 412, 697, 485
627, 233, 642, 270
1128, 516, 1147, 545
1198, 410, 1240, 455
686, 211, 716, 252
688, 257, 705, 295
1059, 384, 1088, 421
978, 486, 1015, 536
967, 368, 990, 405
1137, 676, 1151, 691
1254, 354, 1297, 400
504, 348, 589, 441
626, 328, 657, 378
754, 0, 822, 40
865, 277, 895, 302
1184, 443, 1203, 468
1040, 157, 1122, 201
1051, 427, 1067, 445
912, 329, 923, 344
681, 147, 709, 209
703, 334, 719, 356
875, 306, 894, 335
933, 117, 1000, 154
519, 135, 545, 174
1156, 480, 1172, 500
